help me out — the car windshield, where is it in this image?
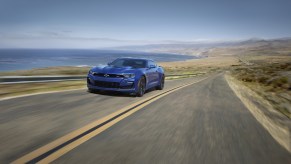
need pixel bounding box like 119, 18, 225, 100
109, 59, 147, 68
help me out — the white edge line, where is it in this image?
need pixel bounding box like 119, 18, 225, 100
0, 88, 87, 102
0, 79, 85, 85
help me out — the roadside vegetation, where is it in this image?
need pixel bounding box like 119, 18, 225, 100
0, 80, 86, 99
0, 66, 91, 76
231, 59, 291, 118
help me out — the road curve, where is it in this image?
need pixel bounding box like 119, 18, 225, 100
0, 74, 290, 163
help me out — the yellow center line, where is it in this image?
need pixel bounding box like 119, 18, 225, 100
12, 77, 208, 164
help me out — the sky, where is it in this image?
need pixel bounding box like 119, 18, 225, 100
0, 0, 291, 48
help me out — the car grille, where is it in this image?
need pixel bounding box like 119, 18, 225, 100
93, 73, 124, 78
94, 80, 120, 88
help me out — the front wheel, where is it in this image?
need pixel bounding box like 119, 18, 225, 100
88, 88, 99, 93
156, 75, 165, 90
136, 76, 146, 97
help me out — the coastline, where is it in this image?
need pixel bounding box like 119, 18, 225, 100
0, 49, 195, 72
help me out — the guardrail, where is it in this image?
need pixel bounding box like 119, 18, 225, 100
0, 73, 203, 84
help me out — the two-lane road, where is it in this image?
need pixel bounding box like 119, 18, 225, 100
0, 74, 290, 163
0, 75, 206, 163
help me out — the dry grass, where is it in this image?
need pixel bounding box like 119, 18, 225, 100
231, 59, 291, 118
0, 80, 86, 99
160, 56, 239, 75
0, 66, 91, 76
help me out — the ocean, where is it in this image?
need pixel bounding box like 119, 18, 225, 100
0, 49, 195, 72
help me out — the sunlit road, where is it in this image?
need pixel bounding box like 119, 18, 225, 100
0, 74, 290, 163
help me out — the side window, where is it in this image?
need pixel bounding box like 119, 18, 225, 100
111, 59, 125, 67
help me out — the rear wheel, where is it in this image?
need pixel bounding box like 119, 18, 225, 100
156, 75, 165, 90
136, 76, 146, 97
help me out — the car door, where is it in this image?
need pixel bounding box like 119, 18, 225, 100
151, 61, 160, 84
147, 61, 159, 86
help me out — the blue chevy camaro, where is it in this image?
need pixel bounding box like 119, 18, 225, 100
87, 58, 165, 97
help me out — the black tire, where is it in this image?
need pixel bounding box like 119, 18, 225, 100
88, 88, 99, 93
156, 75, 165, 90
136, 76, 146, 97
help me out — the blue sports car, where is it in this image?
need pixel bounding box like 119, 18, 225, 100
87, 58, 165, 97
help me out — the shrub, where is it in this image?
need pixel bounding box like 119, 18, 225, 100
243, 77, 254, 82
271, 77, 288, 88
258, 76, 269, 84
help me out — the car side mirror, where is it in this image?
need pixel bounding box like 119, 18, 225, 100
149, 65, 156, 69
107, 62, 112, 65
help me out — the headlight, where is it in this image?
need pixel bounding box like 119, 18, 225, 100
123, 73, 135, 78
89, 71, 97, 75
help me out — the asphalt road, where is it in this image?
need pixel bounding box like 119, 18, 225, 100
0, 74, 290, 163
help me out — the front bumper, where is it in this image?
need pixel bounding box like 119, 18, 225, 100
87, 75, 136, 93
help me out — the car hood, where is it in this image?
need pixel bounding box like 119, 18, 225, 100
90, 65, 140, 74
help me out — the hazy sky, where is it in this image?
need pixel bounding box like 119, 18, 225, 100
0, 0, 290, 48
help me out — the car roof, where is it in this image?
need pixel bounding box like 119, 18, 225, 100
116, 57, 155, 62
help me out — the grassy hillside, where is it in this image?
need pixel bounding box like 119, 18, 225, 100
231, 58, 291, 118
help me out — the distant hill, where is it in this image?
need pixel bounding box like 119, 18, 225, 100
113, 38, 291, 57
